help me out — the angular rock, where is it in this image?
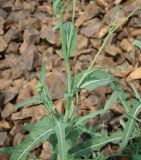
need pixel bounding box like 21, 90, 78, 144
3, 28, 18, 44
0, 132, 7, 146
119, 39, 134, 52
21, 44, 39, 71
39, 141, 52, 160
40, 24, 60, 46
10, 124, 25, 136
90, 38, 102, 49
104, 5, 126, 24
7, 10, 30, 23
131, 29, 141, 36
76, 1, 100, 27
0, 152, 9, 160
0, 17, 5, 35
129, 17, 141, 28
105, 44, 122, 56
111, 104, 123, 114
0, 9, 8, 19
80, 95, 99, 110
3, 86, 18, 104
0, 36, 7, 52
0, 79, 12, 90
95, 0, 109, 8
19, 18, 40, 32
5, 54, 23, 79
20, 28, 39, 54
42, 48, 54, 71
46, 71, 66, 100
13, 133, 24, 146
0, 120, 10, 130
1, 103, 16, 118
16, 85, 32, 104
1, 1, 12, 12
6, 42, 20, 54
0, 92, 4, 107
77, 34, 88, 51
114, 0, 123, 5
81, 18, 103, 38
124, 0, 141, 14
1, 69, 11, 79
54, 99, 64, 114
11, 105, 48, 120
128, 68, 141, 80
23, 1, 37, 13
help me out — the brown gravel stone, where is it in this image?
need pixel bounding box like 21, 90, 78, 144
1, 103, 16, 118
0, 36, 7, 52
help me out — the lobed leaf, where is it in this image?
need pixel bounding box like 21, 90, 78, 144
104, 91, 118, 110
75, 109, 107, 126
120, 103, 141, 151
1, 116, 54, 160
54, 119, 71, 160
16, 97, 42, 109
72, 68, 114, 92
69, 130, 123, 158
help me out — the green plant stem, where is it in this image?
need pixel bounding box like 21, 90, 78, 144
64, 59, 72, 122
58, 10, 73, 121
64, 0, 77, 121
66, 59, 72, 94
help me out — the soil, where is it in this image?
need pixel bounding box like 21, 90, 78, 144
0, 0, 141, 160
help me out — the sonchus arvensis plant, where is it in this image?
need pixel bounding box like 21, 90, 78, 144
1, 1, 141, 160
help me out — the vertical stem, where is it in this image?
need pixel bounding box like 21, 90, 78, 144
66, 59, 71, 94
64, 0, 77, 121
64, 59, 72, 122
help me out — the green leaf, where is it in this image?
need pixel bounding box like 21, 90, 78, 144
69, 130, 123, 158
53, 0, 63, 16
133, 40, 141, 49
75, 109, 107, 126
40, 63, 46, 86
61, 22, 77, 58
132, 155, 141, 160
54, 119, 70, 160
104, 91, 118, 110
76, 126, 102, 138
41, 85, 56, 113
130, 83, 141, 103
16, 97, 42, 109
73, 68, 114, 92
39, 64, 56, 114
120, 104, 141, 151
2, 116, 54, 160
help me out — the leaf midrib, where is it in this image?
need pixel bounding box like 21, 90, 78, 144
16, 129, 53, 160
73, 136, 122, 157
